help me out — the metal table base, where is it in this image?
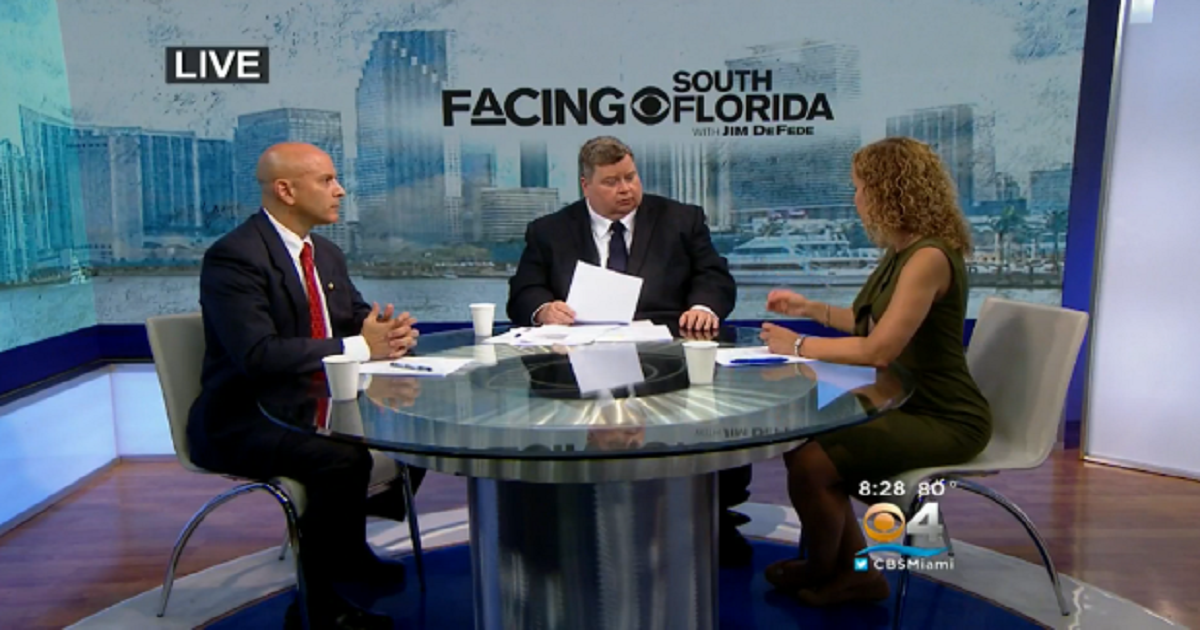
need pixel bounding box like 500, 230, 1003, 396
467, 473, 719, 630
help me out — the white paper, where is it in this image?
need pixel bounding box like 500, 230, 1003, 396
566, 261, 643, 324
568, 343, 646, 393
359, 357, 474, 377
715, 346, 813, 367
594, 324, 674, 343
484, 324, 617, 346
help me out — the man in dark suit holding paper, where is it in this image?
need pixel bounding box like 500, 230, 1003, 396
506, 135, 753, 565
507, 135, 736, 329
190, 142, 421, 629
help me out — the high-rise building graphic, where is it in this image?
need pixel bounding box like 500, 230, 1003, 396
0, 140, 30, 283
1030, 164, 1072, 215
20, 106, 87, 265
460, 143, 496, 243
70, 131, 144, 263
356, 30, 458, 253
632, 141, 722, 223
480, 188, 560, 242
725, 41, 862, 224
234, 108, 344, 216
519, 141, 549, 189
887, 104, 999, 213
199, 139, 236, 235
136, 130, 199, 235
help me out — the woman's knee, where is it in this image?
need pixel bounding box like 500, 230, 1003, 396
786, 442, 841, 489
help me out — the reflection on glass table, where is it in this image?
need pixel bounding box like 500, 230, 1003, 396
259, 326, 912, 630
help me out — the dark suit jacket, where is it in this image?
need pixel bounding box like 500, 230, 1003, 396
506, 194, 736, 326
187, 211, 371, 468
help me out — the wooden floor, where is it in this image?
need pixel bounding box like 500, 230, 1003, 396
0, 449, 1197, 629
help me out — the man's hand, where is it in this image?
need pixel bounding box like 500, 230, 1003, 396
536, 301, 576, 325
679, 308, 718, 332
759, 321, 802, 356
361, 303, 420, 360
766, 289, 811, 318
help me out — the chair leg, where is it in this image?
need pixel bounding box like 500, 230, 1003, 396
400, 465, 426, 592
891, 495, 922, 630
953, 478, 1071, 617
278, 528, 291, 561
940, 510, 955, 558
262, 483, 310, 630
157, 482, 280, 617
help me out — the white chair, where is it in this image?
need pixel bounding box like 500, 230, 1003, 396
146, 313, 425, 621
886, 297, 1089, 623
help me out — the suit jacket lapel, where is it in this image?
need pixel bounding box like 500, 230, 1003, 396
572, 203, 600, 266
627, 198, 659, 277
252, 212, 310, 334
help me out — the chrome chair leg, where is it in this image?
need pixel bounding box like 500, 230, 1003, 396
940, 510, 955, 558
262, 483, 310, 630
953, 478, 1071, 617
891, 495, 923, 630
278, 529, 291, 561
400, 465, 426, 592
158, 482, 279, 617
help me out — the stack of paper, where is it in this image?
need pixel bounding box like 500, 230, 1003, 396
566, 261, 643, 324
594, 325, 674, 343
484, 325, 618, 346
360, 357, 474, 376
715, 346, 813, 367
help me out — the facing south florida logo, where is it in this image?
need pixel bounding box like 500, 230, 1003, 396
442, 69, 834, 136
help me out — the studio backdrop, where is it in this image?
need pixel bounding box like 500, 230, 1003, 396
0, 0, 1089, 354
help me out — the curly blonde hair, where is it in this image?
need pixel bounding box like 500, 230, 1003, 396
852, 137, 973, 254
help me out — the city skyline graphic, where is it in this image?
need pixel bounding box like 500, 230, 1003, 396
0, 0, 1087, 350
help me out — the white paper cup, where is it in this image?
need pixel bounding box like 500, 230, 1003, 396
470, 303, 496, 337
683, 340, 719, 386
322, 354, 361, 401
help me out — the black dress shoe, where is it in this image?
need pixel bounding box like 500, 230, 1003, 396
365, 485, 411, 523
285, 596, 393, 630
719, 528, 755, 567
725, 510, 752, 527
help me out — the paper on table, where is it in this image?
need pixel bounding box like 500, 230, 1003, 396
485, 324, 617, 346
715, 346, 813, 366
568, 343, 646, 394
566, 261, 643, 324
359, 356, 473, 377
594, 324, 674, 343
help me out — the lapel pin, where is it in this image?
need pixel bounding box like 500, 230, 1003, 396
327, 282, 335, 290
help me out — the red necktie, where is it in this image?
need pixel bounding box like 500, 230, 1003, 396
300, 243, 327, 339
301, 243, 331, 429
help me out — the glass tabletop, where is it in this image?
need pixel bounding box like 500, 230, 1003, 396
259, 326, 913, 461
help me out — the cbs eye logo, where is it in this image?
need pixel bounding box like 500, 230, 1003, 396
862, 503, 906, 543
630, 87, 670, 124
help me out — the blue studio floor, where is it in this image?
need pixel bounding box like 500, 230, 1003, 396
208, 541, 1043, 629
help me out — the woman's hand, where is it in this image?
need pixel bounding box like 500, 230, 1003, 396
760, 322, 802, 356
766, 289, 811, 318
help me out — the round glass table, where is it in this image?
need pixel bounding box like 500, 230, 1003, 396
260, 326, 912, 630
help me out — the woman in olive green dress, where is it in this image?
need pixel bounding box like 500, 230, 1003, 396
758, 136, 992, 606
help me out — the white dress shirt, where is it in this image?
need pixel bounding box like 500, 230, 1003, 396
588, 201, 637, 270
263, 209, 370, 361
530, 202, 716, 324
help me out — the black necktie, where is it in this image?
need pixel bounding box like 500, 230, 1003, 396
607, 221, 628, 273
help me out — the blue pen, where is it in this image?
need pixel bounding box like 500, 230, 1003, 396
730, 357, 789, 365
391, 362, 433, 372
